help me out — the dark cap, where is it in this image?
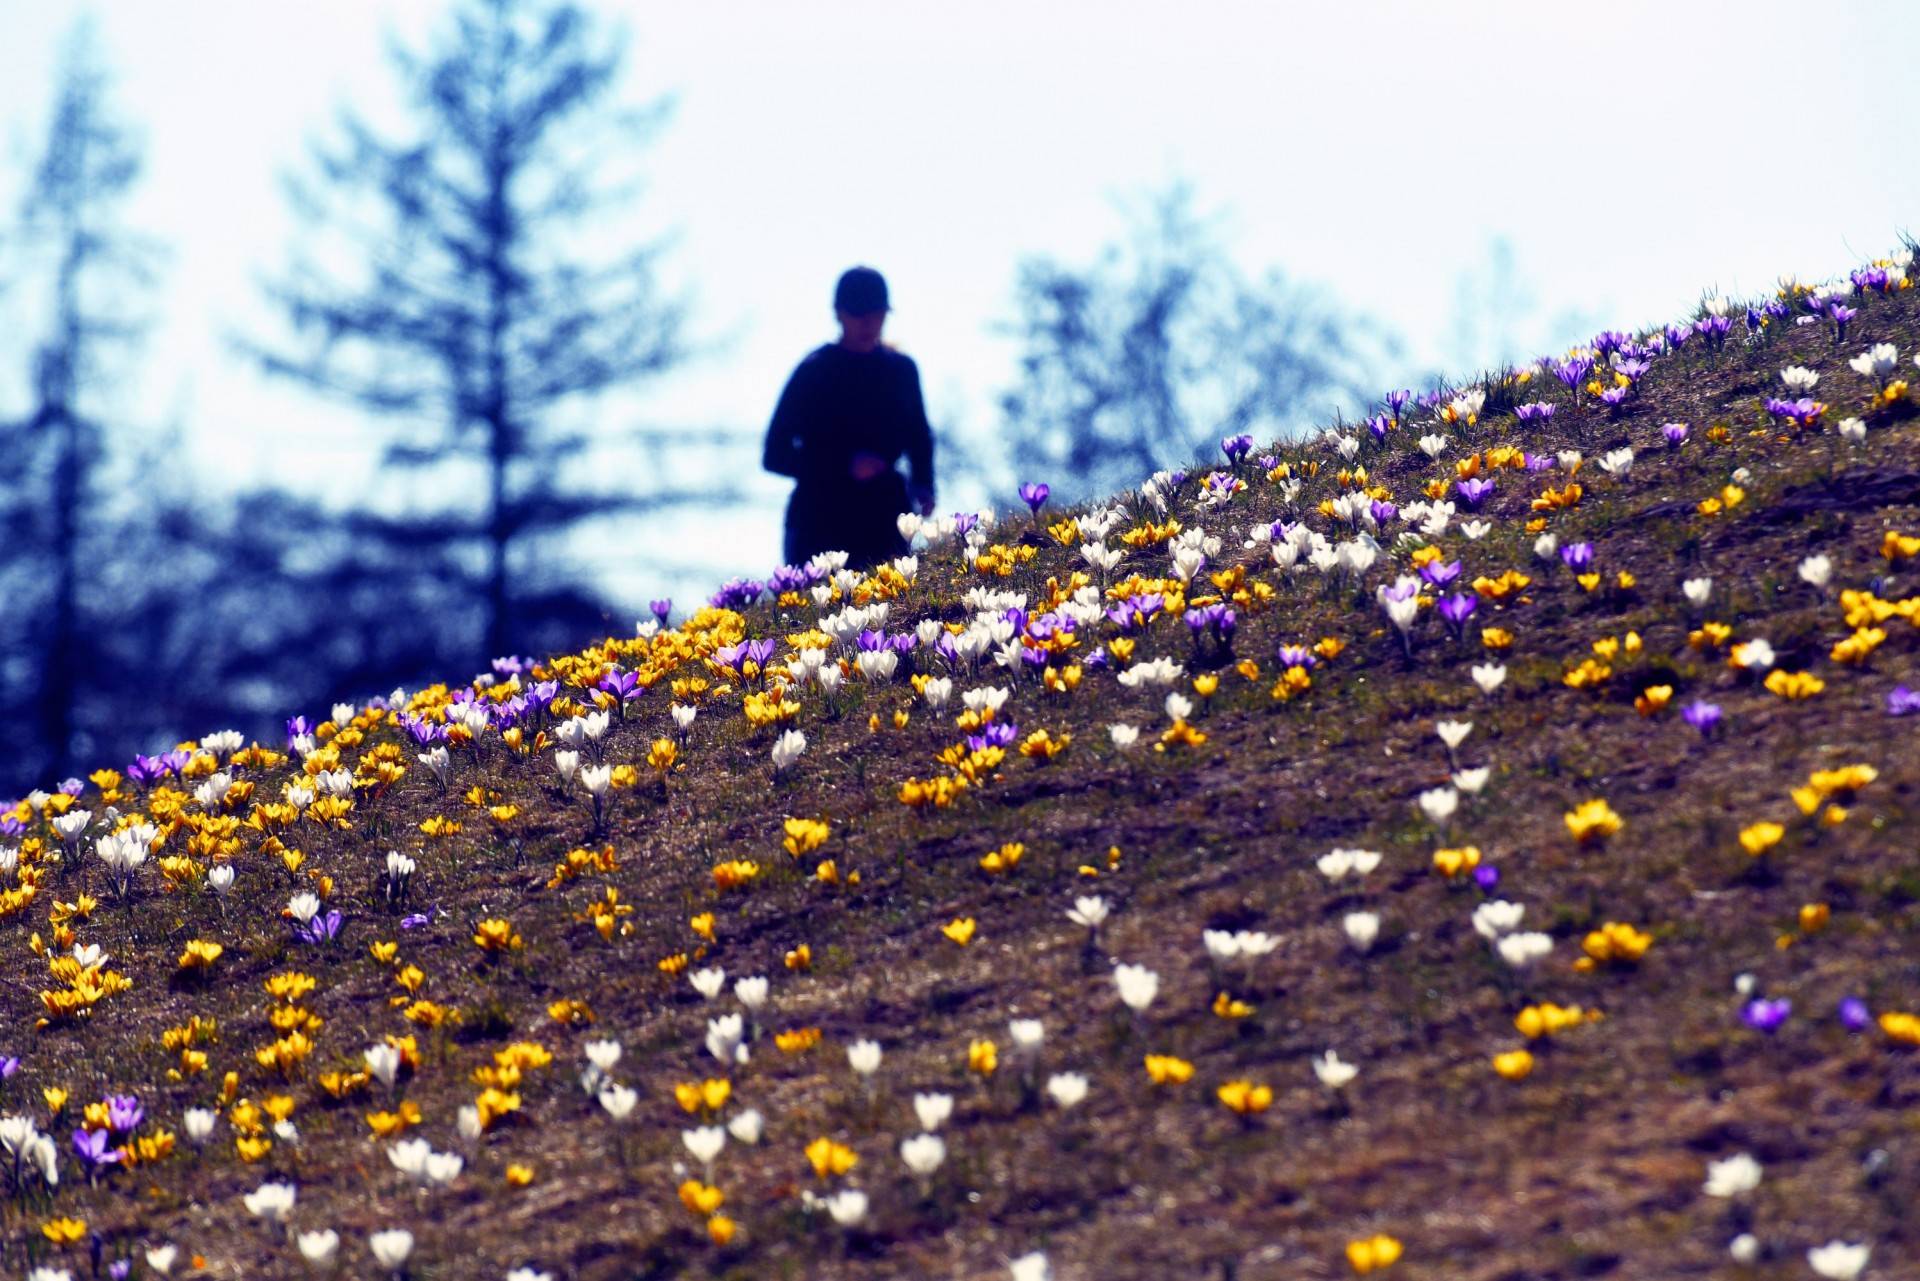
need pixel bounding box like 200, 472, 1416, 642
834, 266, 890, 314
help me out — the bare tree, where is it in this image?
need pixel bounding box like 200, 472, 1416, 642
2, 24, 156, 781
996, 182, 1397, 503
251, 0, 724, 659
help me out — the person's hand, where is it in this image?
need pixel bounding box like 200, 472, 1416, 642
849, 452, 890, 481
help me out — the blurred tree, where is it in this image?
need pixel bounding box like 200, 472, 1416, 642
0, 24, 157, 783
1448, 235, 1605, 377
996, 182, 1397, 503
251, 0, 721, 660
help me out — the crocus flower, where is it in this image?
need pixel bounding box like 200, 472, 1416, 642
1455, 477, 1495, 509
1885, 685, 1920, 716
1221, 433, 1255, 464
1741, 997, 1791, 1032
1560, 542, 1595, 571
1681, 700, 1723, 736
1662, 422, 1689, 448
1018, 482, 1050, 513
72, 1128, 122, 1170
1839, 997, 1871, 1031
1807, 1242, 1871, 1281
1702, 1152, 1762, 1197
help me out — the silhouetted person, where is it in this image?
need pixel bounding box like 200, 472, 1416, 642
763, 266, 935, 568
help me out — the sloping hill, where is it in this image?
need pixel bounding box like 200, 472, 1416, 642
5, 249, 1920, 1281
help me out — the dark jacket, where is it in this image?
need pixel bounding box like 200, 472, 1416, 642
763, 342, 935, 568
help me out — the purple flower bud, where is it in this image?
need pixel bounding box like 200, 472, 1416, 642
1220, 434, 1254, 464
1681, 699, 1722, 735
1386, 389, 1412, 418
1369, 499, 1398, 525
1019, 482, 1051, 513
1472, 864, 1500, 891
1741, 997, 1791, 1032
1662, 422, 1689, 448
1839, 997, 1871, 1031
1515, 402, 1556, 423
1455, 478, 1495, 509
1560, 542, 1595, 571
105, 1094, 143, 1134
1886, 685, 1920, 716
1437, 593, 1478, 627
651, 598, 672, 622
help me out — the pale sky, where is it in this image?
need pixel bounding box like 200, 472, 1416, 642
2, 0, 1915, 609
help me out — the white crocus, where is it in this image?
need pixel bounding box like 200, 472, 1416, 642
1418, 787, 1459, 825
1472, 900, 1525, 940
1806, 1242, 1871, 1281
727, 1109, 764, 1145
1067, 896, 1110, 932
1779, 364, 1818, 392
689, 967, 726, 1000
1045, 1072, 1090, 1109
900, 1132, 947, 1175
1799, 554, 1833, 588
1113, 963, 1160, 1013
1435, 720, 1473, 750
1343, 912, 1381, 954
597, 1085, 638, 1121
1496, 932, 1554, 968
847, 1039, 883, 1077
243, 1180, 297, 1223
1703, 1152, 1762, 1197
1108, 723, 1141, 750
296, 1230, 339, 1265
369, 1229, 414, 1270
1009, 1254, 1053, 1281
1682, 577, 1712, 606
913, 1092, 955, 1132
1470, 662, 1507, 695
824, 1188, 869, 1227
771, 730, 807, 773
1312, 1050, 1358, 1090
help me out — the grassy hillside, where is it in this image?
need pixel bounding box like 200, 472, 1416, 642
4, 249, 1920, 1281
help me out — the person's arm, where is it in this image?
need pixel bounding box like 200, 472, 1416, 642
763, 360, 816, 480
902, 358, 935, 513
764, 361, 833, 480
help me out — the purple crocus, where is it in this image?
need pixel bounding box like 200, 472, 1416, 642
1838, 997, 1872, 1032
1886, 685, 1920, 716
708, 578, 765, 611
1663, 323, 1691, 349
1386, 389, 1412, 421
1369, 499, 1398, 526
1018, 482, 1051, 513
1455, 477, 1495, 509
105, 1095, 143, 1134
1560, 542, 1595, 572
1828, 302, 1857, 343
1741, 997, 1791, 1032
73, 1128, 123, 1169
0, 1055, 19, 1080
400, 911, 431, 931
1437, 593, 1478, 632
598, 670, 642, 702
1598, 385, 1631, 410
1662, 422, 1689, 449
1472, 864, 1500, 892
1515, 401, 1556, 424
1681, 699, 1722, 736
1366, 414, 1391, 443
651, 598, 672, 623
300, 910, 344, 945
1221, 434, 1255, 465
1553, 356, 1594, 393
1419, 559, 1463, 589
1695, 313, 1733, 349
